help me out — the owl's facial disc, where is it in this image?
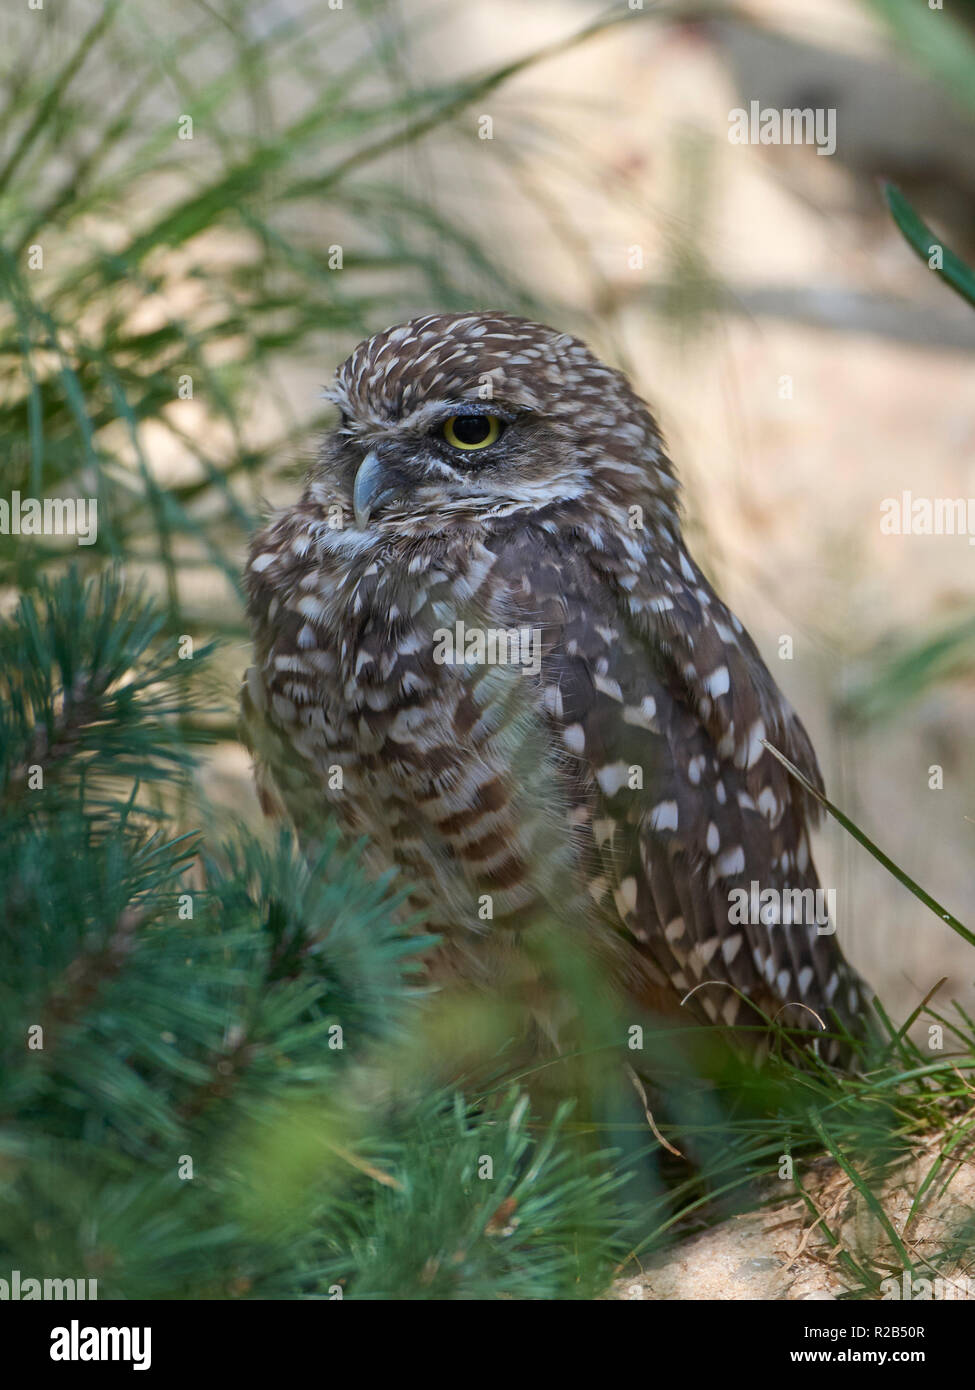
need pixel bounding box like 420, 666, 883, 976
347, 405, 529, 529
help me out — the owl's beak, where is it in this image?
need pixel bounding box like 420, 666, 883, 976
352, 450, 392, 528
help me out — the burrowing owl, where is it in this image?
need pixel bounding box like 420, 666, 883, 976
242, 312, 871, 1062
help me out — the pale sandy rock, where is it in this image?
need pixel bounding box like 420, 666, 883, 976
611, 1135, 975, 1300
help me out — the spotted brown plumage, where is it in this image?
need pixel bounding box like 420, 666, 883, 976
242, 311, 871, 1061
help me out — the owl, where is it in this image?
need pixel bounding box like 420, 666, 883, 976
242, 311, 871, 1065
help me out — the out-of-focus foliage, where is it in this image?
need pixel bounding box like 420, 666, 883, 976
0, 0, 621, 628
841, 183, 975, 721
841, 612, 975, 726
850, 6, 975, 718
866, 0, 975, 118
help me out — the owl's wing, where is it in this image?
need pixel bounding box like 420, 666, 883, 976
492, 523, 870, 1057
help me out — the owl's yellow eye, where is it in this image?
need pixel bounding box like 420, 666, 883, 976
442, 414, 502, 450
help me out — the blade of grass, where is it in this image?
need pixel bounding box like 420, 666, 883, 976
762, 739, 975, 948
884, 183, 975, 310
809, 1113, 916, 1275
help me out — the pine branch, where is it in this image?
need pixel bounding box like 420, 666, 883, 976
39, 904, 144, 1061
0, 568, 213, 815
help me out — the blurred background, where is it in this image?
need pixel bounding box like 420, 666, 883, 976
2, 0, 973, 1031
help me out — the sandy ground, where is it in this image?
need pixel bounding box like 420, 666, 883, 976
611, 1131, 975, 1300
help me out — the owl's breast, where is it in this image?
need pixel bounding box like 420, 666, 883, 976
245, 523, 594, 947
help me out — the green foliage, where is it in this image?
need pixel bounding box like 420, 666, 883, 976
318, 1093, 625, 1301
0, 569, 625, 1299
10, 571, 969, 1302
0, 0, 621, 626
0, 568, 210, 812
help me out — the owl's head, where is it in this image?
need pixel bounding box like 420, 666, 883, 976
314, 312, 678, 539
